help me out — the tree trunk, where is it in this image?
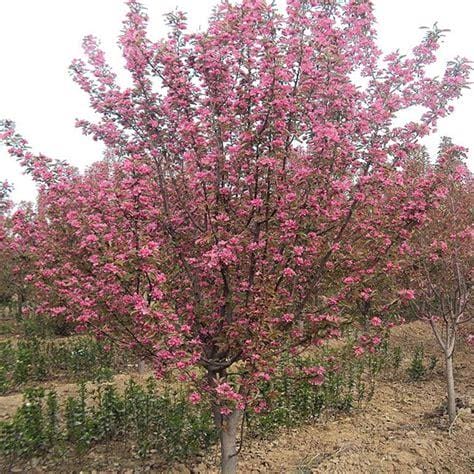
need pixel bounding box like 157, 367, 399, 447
445, 354, 456, 424
212, 405, 242, 474
138, 359, 146, 374
16, 291, 24, 321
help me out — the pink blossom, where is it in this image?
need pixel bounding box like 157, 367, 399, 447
281, 313, 294, 323
188, 392, 201, 405
372, 336, 382, 346
343, 276, 356, 285
253, 400, 268, 414
283, 267, 296, 278
84, 234, 98, 244
398, 289, 415, 301
220, 406, 232, 416
360, 288, 374, 301
370, 316, 382, 327
354, 346, 365, 357
256, 372, 271, 381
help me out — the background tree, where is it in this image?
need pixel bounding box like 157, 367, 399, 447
0, 183, 34, 322
0, 182, 15, 310
399, 139, 473, 426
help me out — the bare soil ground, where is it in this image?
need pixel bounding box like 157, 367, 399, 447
1, 321, 473, 473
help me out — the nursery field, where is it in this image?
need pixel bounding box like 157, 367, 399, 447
1, 0, 473, 472
0, 319, 472, 473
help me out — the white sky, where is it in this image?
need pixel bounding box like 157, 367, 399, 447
1, 0, 473, 203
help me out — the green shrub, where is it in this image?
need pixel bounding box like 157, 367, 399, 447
21, 313, 74, 338
64, 383, 97, 453
11, 339, 47, 384
407, 346, 426, 381
0, 388, 49, 461
0, 336, 136, 393
391, 346, 403, 370
1, 379, 216, 465
247, 341, 388, 439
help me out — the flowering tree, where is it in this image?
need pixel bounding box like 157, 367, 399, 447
0, 182, 14, 307
0, 183, 34, 319
0, 123, 75, 327
1, 0, 471, 471
399, 141, 473, 425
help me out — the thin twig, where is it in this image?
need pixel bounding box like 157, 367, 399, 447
448, 410, 461, 436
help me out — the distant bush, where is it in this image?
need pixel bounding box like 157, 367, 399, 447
248, 341, 390, 438
407, 345, 437, 381
0, 337, 135, 394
